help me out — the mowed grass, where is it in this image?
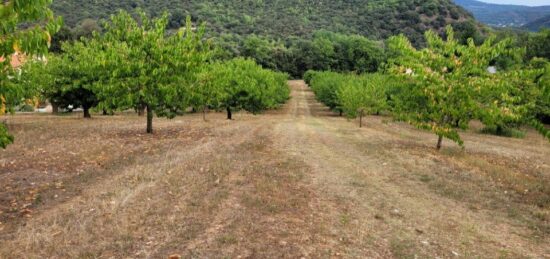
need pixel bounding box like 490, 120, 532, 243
0, 83, 549, 258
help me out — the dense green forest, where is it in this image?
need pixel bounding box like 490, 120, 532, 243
52, 0, 475, 43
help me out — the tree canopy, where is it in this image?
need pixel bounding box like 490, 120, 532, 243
387, 26, 546, 149
0, 0, 61, 148
197, 58, 289, 120
92, 10, 213, 133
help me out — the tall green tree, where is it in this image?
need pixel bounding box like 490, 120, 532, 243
388, 26, 543, 150
94, 10, 212, 133
337, 73, 390, 127
19, 41, 102, 118
198, 58, 289, 120
0, 0, 61, 148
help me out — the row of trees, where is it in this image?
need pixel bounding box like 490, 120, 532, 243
306, 71, 396, 120
307, 26, 550, 149
26, 11, 288, 133
3, 10, 289, 148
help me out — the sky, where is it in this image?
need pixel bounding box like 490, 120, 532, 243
480, 0, 550, 6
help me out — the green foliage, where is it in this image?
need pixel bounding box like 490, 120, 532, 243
15, 10, 291, 136
49, 1, 481, 78
527, 29, 550, 61
387, 26, 543, 149
0, 123, 14, 149
0, 0, 61, 148
51, 0, 473, 46
480, 125, 525, 139
19, 41, 102, 118
534, 62, 550, 124
197, 58, 289, 119
216, 31, 386, 78
303, 70, 319, 85
337, 73, 392, 118
91, 10, 213, 132
531, 119, 550, 141
307, 71, 393, 123
498, 29, 550, 63
309, 71, 346, 112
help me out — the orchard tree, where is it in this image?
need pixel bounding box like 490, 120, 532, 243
193, 66, 224, 121
94, 10, 212, 133
19, 41, 101, 118
309, 71, 346, 115
0, 0, 61, 148
529, 61, 550, 139
388, 26, 543, 150
198, 58, 289, 120
337, 73, 389, 127
533, 60, 550, 124
303, 70, 319, 85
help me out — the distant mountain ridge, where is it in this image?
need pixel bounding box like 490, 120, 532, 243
454, 0, 550, 28
523, 14, 550, 31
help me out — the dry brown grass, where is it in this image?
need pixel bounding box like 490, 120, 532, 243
0, 81, 549, 258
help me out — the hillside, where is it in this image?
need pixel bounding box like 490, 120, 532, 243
523, 14, 550, 31
51, 0, 474, 41
454, 0, 550, 27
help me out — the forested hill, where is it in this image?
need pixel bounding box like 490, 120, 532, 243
454, 0, 550, 28
523, 15, 550, 32
51, 0, 474, 42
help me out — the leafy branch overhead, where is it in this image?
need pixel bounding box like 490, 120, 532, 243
0, 0, 61, 148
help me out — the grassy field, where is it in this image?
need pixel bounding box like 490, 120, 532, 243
0, 81, 549, 258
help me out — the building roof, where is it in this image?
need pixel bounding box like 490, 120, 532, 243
0, 52, 27, 69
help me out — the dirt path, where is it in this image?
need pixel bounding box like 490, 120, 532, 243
0, 80, 549, 258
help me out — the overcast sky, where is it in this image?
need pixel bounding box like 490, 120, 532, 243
480, 0, 550, 6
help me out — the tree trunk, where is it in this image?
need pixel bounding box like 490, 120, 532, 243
359, 110, 364, 128
146, 105, 153, 134
138, 106, 145, 117
339, 109, 343, 116
83, 106, 91, 119
436, 115, 450, 150
436, 135, 443, 150
227, 107, 232, 120
203, 106, 207, 122
51, 102, 59, 114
